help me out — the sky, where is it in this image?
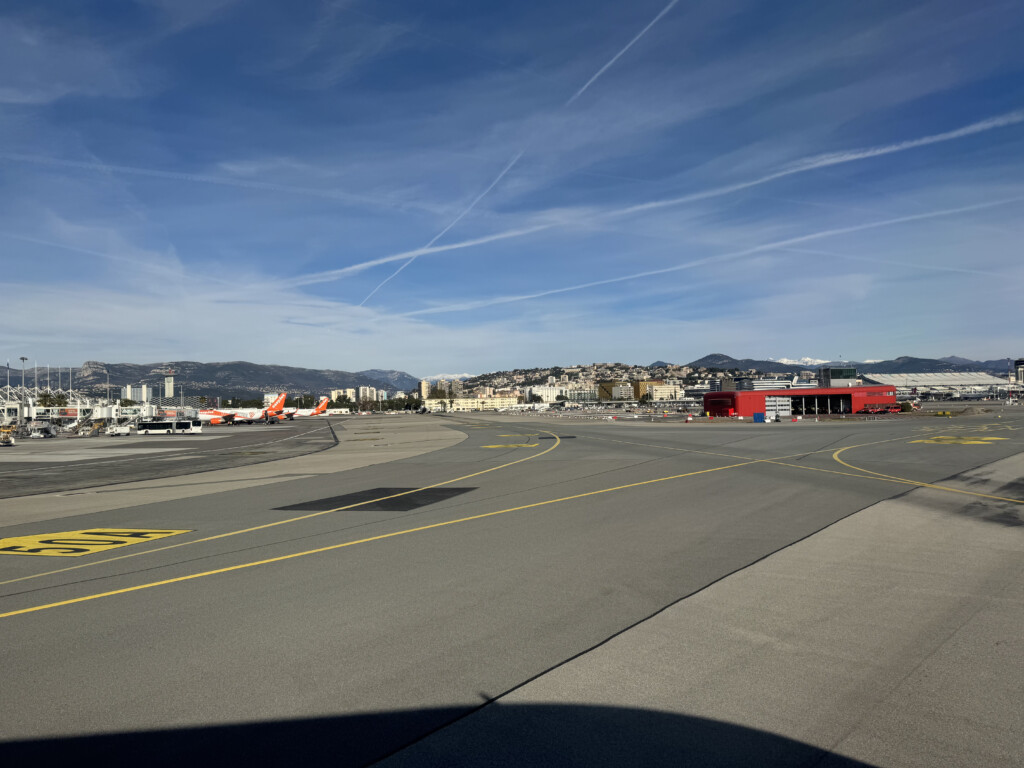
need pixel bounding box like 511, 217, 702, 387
2, 0, 1023, 377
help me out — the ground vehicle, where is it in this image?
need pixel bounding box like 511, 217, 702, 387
137, 420, 203, 435
106, 425, 133, 436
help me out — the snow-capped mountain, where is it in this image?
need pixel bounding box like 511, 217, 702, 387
771, 357, 830, 366
421, 373, 474, 382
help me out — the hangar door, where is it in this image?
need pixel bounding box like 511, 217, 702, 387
790, 393, 852, 416
765, 396, 792, 419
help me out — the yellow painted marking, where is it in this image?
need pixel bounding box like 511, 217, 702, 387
579, 430, 1024, 505
0, 529, 191, 558
0, 457, 763, 620
6, 420, 1022, 614
909, 436, 1009, 445
0, 431, 562, 587
482, 444, 539, 448
498, 434, 539, 437
764, 460, 1024, 504
831, 445, 1023, 504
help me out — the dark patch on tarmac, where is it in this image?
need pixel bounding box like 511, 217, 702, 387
275, 487, 476, 512
0, 704, 877, 767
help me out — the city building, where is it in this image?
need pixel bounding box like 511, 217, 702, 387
632, 380, 662, 400
720, 377, 817, 391
648, 384, 684, 401
597, 381, 634, 401
120, 384, 154, 402
423, 395, 519, 412
563, 388, 598, 402
527, 385, 568, 403
818, 367, 859, 388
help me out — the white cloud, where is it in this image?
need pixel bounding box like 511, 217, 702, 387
0, 22, 138, 104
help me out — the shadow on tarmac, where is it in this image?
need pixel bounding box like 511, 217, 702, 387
0, 703, 876, 767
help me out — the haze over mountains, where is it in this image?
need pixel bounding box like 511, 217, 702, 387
682, 354, 1014, 376
2, 353, 1013, 397
0, 361, 421, 397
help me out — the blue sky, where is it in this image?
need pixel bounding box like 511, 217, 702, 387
2, 0, 1023, 377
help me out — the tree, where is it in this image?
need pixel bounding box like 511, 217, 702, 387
555, 394, 568, 401
448, 398, 455, 412
528, 393, 543, 404
119, 399, 138, 407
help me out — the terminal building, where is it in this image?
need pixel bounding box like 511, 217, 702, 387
704, 385, 896, 419
860, 371, 1012, 398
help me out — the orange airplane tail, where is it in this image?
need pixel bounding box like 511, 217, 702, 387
313, 396, 329, 415
268, 392, 287, 412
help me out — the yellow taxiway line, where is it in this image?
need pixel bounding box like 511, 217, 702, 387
0, 428, 561, 588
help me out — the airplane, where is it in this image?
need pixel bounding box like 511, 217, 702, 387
283, 396, 330, 417
199, 392, 288, 425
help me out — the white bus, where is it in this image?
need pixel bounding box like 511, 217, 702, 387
136, 420, 203, 435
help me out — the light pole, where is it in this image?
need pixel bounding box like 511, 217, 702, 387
19, 356, 27, 389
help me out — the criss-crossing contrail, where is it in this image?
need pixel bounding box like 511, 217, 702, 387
358, 0, 681, 305
358, 151, 524, 306
283, 223, 552, 288
296, 107, 1024, 293
398, 196, 1023, 316
566, 0, 679, 106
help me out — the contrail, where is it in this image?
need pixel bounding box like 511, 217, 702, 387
0, 152, 436, 213
0, 231, 201, 281
359, 1, 680, 305
778, 247, 1001, 277
566, 0, 679, 106
283, 222, 552, 288
294, 108, 1024, 291
358, 151, 524, 305
400, 197, 1023, 316
616, 109, 1024, 217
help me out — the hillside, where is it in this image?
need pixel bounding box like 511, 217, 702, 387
28, 361, 420, 397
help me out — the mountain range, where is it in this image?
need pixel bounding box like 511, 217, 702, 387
682, 354, 1014, 376
2, 353, 1014, 397
2, 361, 421, 397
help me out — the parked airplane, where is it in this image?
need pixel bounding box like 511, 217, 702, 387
285, 396, 330, 417
199, 392, 288, 425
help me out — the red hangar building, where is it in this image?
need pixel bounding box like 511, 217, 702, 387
703, 385, 896, 418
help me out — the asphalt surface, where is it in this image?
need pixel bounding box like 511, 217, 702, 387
0, 418, 338, 498
0, 411, 1021, 766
